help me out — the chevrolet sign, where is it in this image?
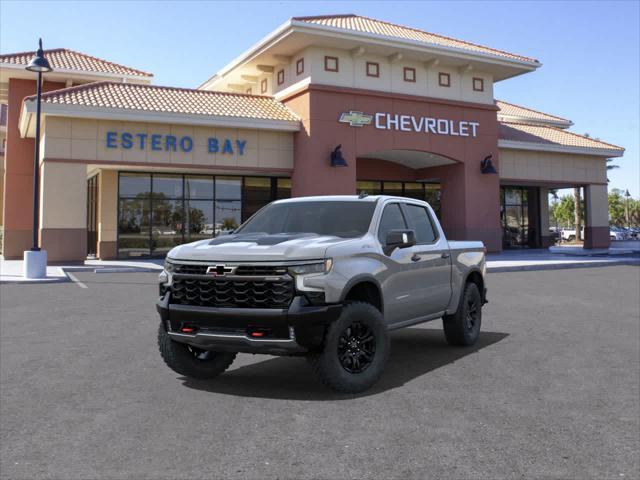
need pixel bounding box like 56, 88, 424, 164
338, 111, 374, 127
339, 111, 480, 137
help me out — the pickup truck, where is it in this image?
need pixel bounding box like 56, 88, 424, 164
157, 195, 487, 393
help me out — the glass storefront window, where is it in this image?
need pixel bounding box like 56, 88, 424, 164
119, 173, 151, 197
403, 182, 424, 200
118, 197, 151, 257
243, 177, 272, 221
216, 200, 242, 235
216, 177, 241, 199
153, 175, 183, 198
185, 176, 214, 200
117, 173, 290, 258
186, 200, 214, 242
356, 181, 382, 195
276, 178, 291, 199
382, 182, 403, 197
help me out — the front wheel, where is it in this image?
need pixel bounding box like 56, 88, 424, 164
158, 324, 237, 379
442, 282, 482, 346
308, 302, 389, 393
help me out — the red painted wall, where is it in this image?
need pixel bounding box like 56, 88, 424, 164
2, 78, 66, 259
283, 85, 502, 251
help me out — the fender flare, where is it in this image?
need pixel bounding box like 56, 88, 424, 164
339, 274, 385, 313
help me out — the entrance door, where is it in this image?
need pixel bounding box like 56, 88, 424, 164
501, 186, 540, 248
87, 175, 99, 257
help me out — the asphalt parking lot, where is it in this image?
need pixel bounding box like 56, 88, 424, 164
1, 266, 639, 480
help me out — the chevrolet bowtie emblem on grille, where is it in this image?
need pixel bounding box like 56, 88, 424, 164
206, 264, 236, 276
339, 111, 373, 127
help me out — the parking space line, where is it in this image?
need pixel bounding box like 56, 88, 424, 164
66, 272, 88, 289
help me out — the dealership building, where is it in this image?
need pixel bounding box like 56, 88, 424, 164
0, 14, 624, 261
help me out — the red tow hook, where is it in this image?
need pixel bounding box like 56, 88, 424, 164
181, 327, 195, 333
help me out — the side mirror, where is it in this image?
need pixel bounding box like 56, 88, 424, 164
384, 229, 416, 255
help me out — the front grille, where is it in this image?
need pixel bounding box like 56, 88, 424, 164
173, 264, 208, 275
170, 277, 294, 309
172, 264, 288, 276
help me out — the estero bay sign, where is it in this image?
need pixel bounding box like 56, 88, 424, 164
339, 111, 480, 137
105, 131, 248, 155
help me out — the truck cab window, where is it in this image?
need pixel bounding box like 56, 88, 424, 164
404, 204, 437, 244
377, 203, 407, 244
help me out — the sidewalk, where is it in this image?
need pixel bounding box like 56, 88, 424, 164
1, 250, 638, 283
487, 249, 639, 272
0, 257, 163, 284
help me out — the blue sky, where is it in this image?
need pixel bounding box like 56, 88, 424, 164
1, 0, 638, 197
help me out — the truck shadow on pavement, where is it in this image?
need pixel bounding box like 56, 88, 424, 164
181, 328, 508, 400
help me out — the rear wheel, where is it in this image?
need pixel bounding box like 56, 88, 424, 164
308, 302, 389, 393
443, 282, 482, 346
158, 324, 236, 379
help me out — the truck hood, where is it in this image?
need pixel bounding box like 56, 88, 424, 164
167, 233, 350, 263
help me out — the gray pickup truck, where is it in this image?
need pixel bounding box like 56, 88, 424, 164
157, 195, 487, 393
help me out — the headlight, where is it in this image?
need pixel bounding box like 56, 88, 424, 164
158, 270, 168, 283
288, 259, 333, 275
164, 259, 175, 273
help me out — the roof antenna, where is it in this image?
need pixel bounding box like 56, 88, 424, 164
358, 191, 368, 199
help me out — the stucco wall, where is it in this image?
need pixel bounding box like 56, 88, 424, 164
273, 46, 494, 105
42, 117, 294, 171
499, 148, 607, 184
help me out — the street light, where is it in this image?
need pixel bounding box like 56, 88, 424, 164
625, 189, 631, 229
23, 39, 52, 279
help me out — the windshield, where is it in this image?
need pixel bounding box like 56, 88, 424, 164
236, 201, 376, 238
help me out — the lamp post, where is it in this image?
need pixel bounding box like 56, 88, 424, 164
552, 190, 559, 244
625, 189, 631, 230
23, 39, 52, 279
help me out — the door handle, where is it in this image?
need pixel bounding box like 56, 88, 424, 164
441, 252, 451, 259
411, 254, 421, 262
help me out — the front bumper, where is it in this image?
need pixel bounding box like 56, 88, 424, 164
156, 294, 342, 355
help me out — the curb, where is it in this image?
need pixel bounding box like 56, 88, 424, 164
488, 259, 640, 273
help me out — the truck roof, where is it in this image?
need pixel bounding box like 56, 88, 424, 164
273, 195, 422, 204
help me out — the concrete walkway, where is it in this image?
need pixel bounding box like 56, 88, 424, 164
487, 249, 639, 272
0, 257, 163, 284
1, 249, 637, 284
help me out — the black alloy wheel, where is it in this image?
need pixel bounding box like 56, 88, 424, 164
337, 321, 376, 373
465, 295, 480, 332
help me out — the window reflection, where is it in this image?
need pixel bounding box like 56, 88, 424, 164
117, 173, 289, 257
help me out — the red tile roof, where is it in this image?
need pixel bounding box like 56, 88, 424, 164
0, 48, 152, 78
293, 14, 539, 64
26, 81, 299, 122
499, 122, 624, 154
497, 100, 571, 127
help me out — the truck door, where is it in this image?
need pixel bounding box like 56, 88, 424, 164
376, 202, 422, 325
400, 203, 452, 316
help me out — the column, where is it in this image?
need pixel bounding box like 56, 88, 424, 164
39, 161, 88, 261
98, 170, 118, 259
584, 184, 610, 249
539, 188, 553, 247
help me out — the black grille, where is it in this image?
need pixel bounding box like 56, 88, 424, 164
173, 264, 208, 275
170, 277, 294, 308
172, 264, 288, 276
234, 265, 288, 276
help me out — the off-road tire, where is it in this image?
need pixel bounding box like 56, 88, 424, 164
158, 324, 237, 379
308, 301, 389, 393
443, 282, 482, 346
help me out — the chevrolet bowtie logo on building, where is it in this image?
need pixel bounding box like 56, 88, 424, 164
339, 111, 373, 127
206, 264, 236, 276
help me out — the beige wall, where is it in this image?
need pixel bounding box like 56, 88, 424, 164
39, 161, 86, 229
98, 169, 118, 243
266, 46, 494, 104
42, 117, 294, 171
499, 149, 607, 184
